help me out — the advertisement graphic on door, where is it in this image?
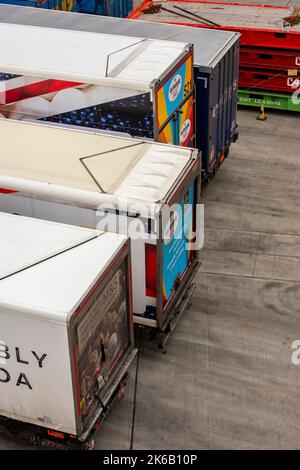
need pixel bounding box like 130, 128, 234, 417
156, 53, 194, 146
162, 182, 195, 305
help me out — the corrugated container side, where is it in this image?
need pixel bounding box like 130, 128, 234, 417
211, 41, 239, 169
195, 39, 239, 175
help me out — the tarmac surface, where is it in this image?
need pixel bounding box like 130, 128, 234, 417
0, 0, 300, 451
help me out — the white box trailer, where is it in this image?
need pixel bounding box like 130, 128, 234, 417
0, 119, 201, 333
0, 212, 136, 448
0, 21, 195, 147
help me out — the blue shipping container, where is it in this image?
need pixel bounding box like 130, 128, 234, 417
0, 0, 133, 17
0, 4, 239, 176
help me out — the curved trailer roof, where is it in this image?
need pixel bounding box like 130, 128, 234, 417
0, 212, 128, 322
0, 119, 198, 207
0, 4, 239, 70
0, 21, 189, 90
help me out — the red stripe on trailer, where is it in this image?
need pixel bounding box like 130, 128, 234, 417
1, 79, 82, 105
128, 1, 300, 50
0, 188, 17, 194
240, 48, 300, 71
145, 243, 157, 298
239, 69, 300, 93
24, 79, 82, 99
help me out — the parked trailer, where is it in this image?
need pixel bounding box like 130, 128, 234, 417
0, 120, 201, 338
0, 211, 136, 449
0, 0, 133, 17
0, 22, 194, 148
0, 5, 239, 178
129, 0, 300, 51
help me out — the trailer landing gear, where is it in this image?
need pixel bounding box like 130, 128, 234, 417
148, 281, 196, 353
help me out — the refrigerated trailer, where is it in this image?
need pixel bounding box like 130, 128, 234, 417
0, 21, 195, 147
0, 119, 201, 334
0, 212, 136, 448
0, 4, 239, 176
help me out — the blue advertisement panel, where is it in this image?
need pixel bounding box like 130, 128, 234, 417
162, 182, 195, 303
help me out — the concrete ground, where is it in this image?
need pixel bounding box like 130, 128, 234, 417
1, 0, 300, 451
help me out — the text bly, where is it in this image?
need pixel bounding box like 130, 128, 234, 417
0, 343, 47, 390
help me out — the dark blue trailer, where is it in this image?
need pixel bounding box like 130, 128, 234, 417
0, 4, 239, 177
0, 0, 133, 17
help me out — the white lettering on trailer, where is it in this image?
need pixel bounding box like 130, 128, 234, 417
296, 57, 300, 66
168, 74, 182, 102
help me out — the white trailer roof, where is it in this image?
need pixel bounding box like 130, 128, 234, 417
0, 22, 189, 90
0, 212, 127, 322
0, 119, 195, 204
0, 5, 239, 69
